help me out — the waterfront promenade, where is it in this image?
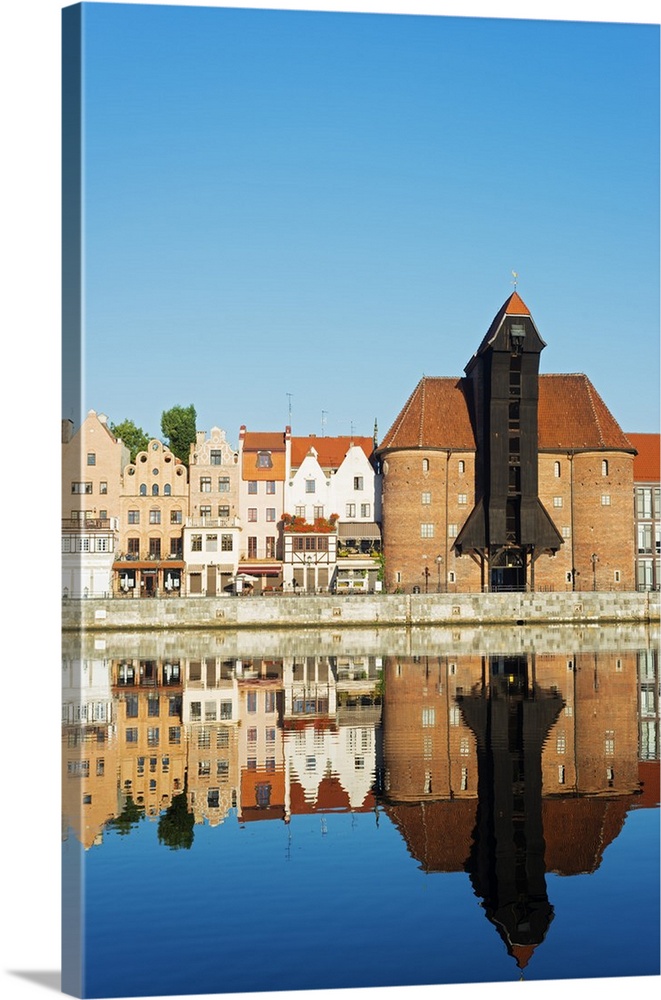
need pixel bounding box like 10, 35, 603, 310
62, 589, 660, 632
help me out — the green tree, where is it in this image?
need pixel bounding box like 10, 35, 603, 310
107, 796, 144, 837
157, 791, 195, 851
161, 404, 197, 465
109, 418, 150, 462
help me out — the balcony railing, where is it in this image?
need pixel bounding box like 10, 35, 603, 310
62, 518, 114, 530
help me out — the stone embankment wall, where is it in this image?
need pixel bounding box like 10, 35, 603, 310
62, 590, 660, 633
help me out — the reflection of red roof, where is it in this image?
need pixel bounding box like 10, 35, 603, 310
627, 433, 660, 482
291, 435, 374, 469
511, 944, 536, 970
289, 775, 375, 814
379, 375, 635, 453
636, 760, 660, 808
543, 796, 630, 875
382, 799, 477, 871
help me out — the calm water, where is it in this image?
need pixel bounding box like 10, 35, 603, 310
62, 624, 660, 998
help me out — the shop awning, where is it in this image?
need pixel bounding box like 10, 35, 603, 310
112, 560, 185, 570
337, 522, 381, 539
238, 564, 283, 576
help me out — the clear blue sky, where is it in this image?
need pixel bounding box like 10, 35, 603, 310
69, 0, 659, 448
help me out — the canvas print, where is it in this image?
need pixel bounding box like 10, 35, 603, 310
61, 2, 660, 998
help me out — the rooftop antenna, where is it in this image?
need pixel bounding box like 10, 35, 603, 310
511, 269, 519, 291
321, 410, 327, 437
286, 393, 293, 427
350, 420, 354, 446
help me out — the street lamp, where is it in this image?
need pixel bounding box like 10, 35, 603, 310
591, 553, 599, 591
435, 554, 443, 593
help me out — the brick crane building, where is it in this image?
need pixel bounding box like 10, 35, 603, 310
377, 293, 637, 593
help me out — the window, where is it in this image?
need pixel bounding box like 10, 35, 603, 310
266, 727, 276, 743
305, 480, 316, 493
354, 476, 363, 490
128, 509, 140, 524
218, 477, 230, 492
200, 476, 212, 493
221, 534, 233, 551
421, 523, 434, 538
458, 494, 467, 505
198, 761, 211, 777
170, 509, 182, 524
601, 494, 611, 506
614, 570, 621, 583
422, 707, 436, 727
460, 767, 468, 791
217, 760, 229, 779
148, 694, 159, 717
248, 481, 258, 494
346, 503, 356, 517
562, 525, 571, 538
128, 537, 140, 555
636, 488, 653, 518
248, 537, 257, 558
265, 691, 276, 713
558, 765, 565, 785
266, 480, 276, 494
71, 482, 92, 494
458, 460, 465, 475
191, 534, 202, 552
220, 701, 232, 720
421, 492, 431, 505
149, 538, 161, 558
422, 459, 430, 473
218, 505, 230, 518
87, 452, 96, 465
100, 481, 108, 494
602, 459, 609, 476
152, 484, 159, 496
448, 524, 457, 537
200, 505, 211, 518
313, 506, 324, 519
205, 701, 217, 721
257, 452, 273, 468
190, 702, 201, 721
149, 509, 161, 524
448, 571, 456, 583
265, 536, 276, 557
360, 503, 371, 518
556, 731, 566, 753
248, 508, 257, 522
206, 534, 218, 551
247, 692, 257, 713
266, 508, 276, 522
553, 496, 563, 508
247, 727, 257, 743
125, 727, 138, 743
210, 450, 222, 465
605, 730, 615, 755
460, 737, 470, 756
140, 484, 147, 496
554, 461, 561, 478
295, 506, 306, 518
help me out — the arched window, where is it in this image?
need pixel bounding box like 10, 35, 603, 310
164, 483, 171, 496
139, 484, 147, 496
422, 458, 430, 473
458, 460, 465, 475
602, 459, 609, 476
152, 484, 159, 496
554, 461, 561, 478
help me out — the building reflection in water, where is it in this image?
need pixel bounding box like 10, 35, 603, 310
63, 632, 659, 973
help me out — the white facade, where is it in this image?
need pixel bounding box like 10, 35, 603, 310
182, 517, 241, 595
285, 443, 381, 525
62, 518, 119, 598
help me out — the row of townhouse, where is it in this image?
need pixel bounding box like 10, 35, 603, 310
62, 416, 383, 598
62, 292, 660, 598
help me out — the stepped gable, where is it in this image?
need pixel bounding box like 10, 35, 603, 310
291, 434, 374, 469
378, 376, 476, 451
537, 375, 636, 452
627, 432, 660, 480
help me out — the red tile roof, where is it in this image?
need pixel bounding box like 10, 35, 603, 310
627, 433, 660, 482
243, 431, 287, 452
291, 435, 374, 469
379, 374, 635, 453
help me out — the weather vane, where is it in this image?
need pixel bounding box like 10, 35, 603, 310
511, 269, 519, 291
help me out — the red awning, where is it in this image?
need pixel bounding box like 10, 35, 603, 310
238, 564, 282, 576
113, 561, 185, 570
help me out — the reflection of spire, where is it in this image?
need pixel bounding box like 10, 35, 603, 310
458, 655, 563, 974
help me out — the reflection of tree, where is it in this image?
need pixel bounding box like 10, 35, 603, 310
107, 796, 144, 836
157, 791, 195, 851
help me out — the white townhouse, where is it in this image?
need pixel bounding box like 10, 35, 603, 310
283, 434, 383, 592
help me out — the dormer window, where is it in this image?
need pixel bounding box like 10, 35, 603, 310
257, 451, 273, 469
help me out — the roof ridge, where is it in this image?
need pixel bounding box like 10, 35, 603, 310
418, 377, 427, 446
